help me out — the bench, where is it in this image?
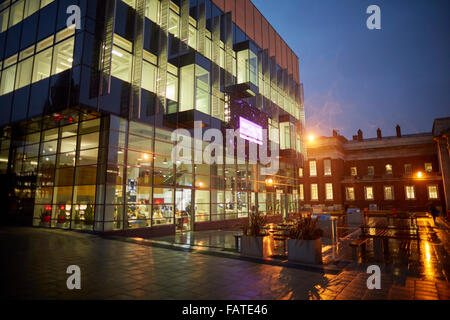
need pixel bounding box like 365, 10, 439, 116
350, 238, 369, 261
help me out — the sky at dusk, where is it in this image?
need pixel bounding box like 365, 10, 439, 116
251, 0, 450, 139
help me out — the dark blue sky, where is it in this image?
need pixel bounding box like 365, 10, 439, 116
252, 0, 450, 139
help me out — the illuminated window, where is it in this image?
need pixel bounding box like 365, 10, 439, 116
299, 184, 304, 201
311, 184, 318, 201
168, 9, 180, 37
324, 159, 332, 176
24, 0, 40, 18
384, 186, 394, 200
325, 183, 333, 200
0, 65, 16, 95
346, 187, 355, 201
41, 0, 55, 9
425, 163, 432, 173
15, 57, 33, 90
166, 70, 178, 102
9, 0, 24, 28
351, 167, 357, 176
32, 47, 53, 83
385, 164, 393, 175
427, 185, 438, 200
111, 46, 132, 82
0, 8, 9, 33
142, 61, 156, 93
365, 186, 374, 200
195, 65, 210, 115
145, 0, 160, 24
405, 186, 415, 200
367, 166, 374, 176
299, 168, 303, 178
309, 161, 317, 177
51, 36, 74, 75
189, 24, 197, 50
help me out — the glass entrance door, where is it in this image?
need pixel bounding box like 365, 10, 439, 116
175, 189, 192, 233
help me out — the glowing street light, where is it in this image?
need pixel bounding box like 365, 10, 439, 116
417, 171, 423, 179
308, 135, 315, 142
266, 178, 274, 186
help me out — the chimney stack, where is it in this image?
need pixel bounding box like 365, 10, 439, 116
332, 130, 338, 137
377, 128, 382, 140
396, 125, 402, 138
352, 135, 358, 141
357, 129, 363, 141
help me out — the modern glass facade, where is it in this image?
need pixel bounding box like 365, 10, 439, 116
0, 0, 305, 235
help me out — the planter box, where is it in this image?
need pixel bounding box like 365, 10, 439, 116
288, 238, 323, 264
240, 235, 268, 258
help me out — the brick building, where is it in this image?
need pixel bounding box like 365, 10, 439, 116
299, 125, 446, 216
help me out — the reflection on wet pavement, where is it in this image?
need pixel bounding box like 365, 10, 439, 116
0, 218, 449, 300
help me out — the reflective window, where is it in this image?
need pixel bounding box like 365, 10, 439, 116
9, 0, 24, 28
0, 65, 16, 95
32, 47, 53, 83
15, 57, 33, 89
111, 45, 132, 82
195, 65, 210, 114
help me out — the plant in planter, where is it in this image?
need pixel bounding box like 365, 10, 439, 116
83, 204, 94, 227
287, 217, 324, 264
39, 207, 51, 227
73, 210, 81, 228
240, 212, 269, 258
56, 208, 67, 228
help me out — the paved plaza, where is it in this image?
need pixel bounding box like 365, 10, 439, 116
0, 220, 449, 300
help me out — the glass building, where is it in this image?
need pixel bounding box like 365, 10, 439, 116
0, 0, 305, 235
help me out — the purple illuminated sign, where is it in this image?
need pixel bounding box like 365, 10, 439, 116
239, 117, 263, 145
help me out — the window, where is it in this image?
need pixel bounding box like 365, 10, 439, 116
324, 159, 331, 176
168, 9, 180, 37
385, 164, 393, 175
309, 161, 317, 177
195, 65, 210, 115
346, 187, 355, 201
15, 57, 33, 90
179, 64, 194, 111
368, 166, 374, 176
384, 186, 394, 200
111, 46, 132, 82
145, 0, 160, 24
0, 65, 16, 95
51, 36, 74, 75
428, 185, 438, 200
299, 184, 304, 201
188, 24, 197, 50
365, 186, 374, 200
32, 47, 52, 83
405, 186, 415, 200
350, 167, 357, 176
142, 61, 156, 93
425, 163, 433, 173
299, 168, 303, 178
9, 0, 24, 28
0, 8, 9, 33
41, 0, 55, 9
166, 71, 178, 102
404, 164, 412, 175
325, 183, 333, 200
311, 184, 318, 201
24, 0, 40, 18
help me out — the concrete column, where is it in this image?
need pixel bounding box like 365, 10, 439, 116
437, 138, 450, 219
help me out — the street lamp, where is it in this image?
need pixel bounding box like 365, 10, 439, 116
265, 178, 274, 186
416, 171, 423, 179
308, 135, 315, 142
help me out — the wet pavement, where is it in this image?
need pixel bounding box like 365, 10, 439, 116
0, 217, 449, 300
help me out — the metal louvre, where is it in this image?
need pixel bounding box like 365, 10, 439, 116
211, 14, 222, 120
99, 0, 117, 97
130, 0, 146, 120
197, 3, 206, 57
157, 0, 170, 114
